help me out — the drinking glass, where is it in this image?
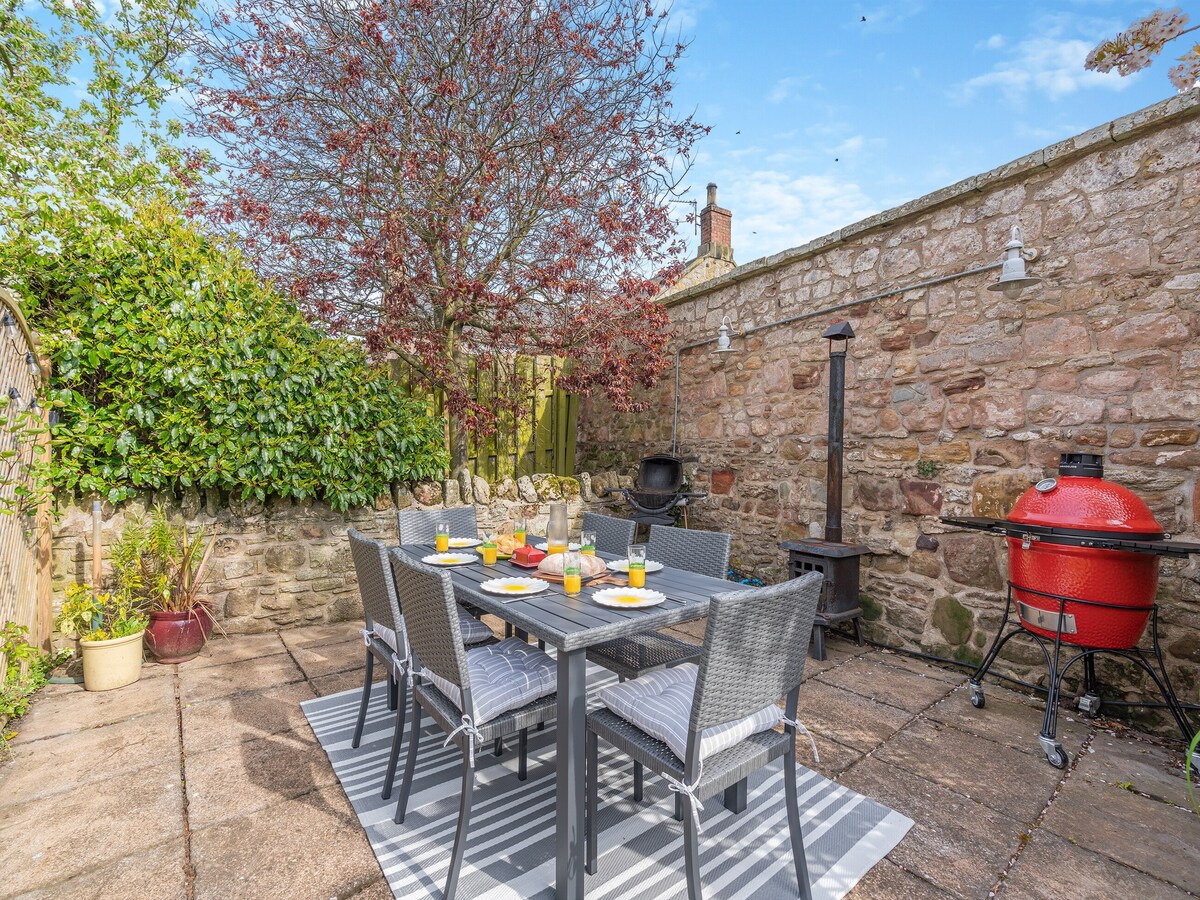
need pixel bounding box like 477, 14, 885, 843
513, 516, 528, 547
580, 531, 596, 556
563, 550, 582, 595
627, 544, 647, 588
435, 522, 450, 553
481, 534, 498, 566
547, 503, 568, 555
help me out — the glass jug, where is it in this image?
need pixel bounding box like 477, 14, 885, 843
546, 503, 568, 555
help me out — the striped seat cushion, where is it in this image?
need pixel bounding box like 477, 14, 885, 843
423, 638, 556, 725
374, 606, 491, 655
598, 663, 780, 762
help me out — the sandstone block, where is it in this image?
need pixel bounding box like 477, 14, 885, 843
900, 480, 943, 516
922, 442, 971, 464
264, 545, 306, 574
516, 476, 538, 503
472, 475, 491, 504
941, 534, 1002, 591
858, 475, 903, 512
443, 478, 461, 506
1141, 428, 1199, 447
412, 480, 442, 506
972, 473, 1030, 519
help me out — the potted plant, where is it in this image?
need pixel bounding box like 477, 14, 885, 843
112, 506, 217, 664
55, 584, 149, 691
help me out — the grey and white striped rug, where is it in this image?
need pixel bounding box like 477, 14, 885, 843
303, 673, 911, 899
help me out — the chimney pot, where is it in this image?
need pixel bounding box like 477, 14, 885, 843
706, 183, 718, 206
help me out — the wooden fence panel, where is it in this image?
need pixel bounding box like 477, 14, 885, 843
389, 354, 578, 480
0, 287, 51, 669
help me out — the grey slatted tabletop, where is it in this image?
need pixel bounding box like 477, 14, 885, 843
398, 543, 749, 651
396, 541, 749, 900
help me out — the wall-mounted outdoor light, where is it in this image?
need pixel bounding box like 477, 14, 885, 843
987, 224, 1041, 299
713, 316, 740, 354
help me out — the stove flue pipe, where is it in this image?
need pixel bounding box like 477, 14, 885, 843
822, 321, 855, 544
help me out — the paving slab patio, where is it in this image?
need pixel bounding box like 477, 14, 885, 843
2, 627, 1193, 899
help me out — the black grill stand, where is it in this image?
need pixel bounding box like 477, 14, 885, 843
969, 582, 1195, 770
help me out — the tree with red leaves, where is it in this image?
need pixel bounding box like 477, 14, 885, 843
190, 0, 707, 470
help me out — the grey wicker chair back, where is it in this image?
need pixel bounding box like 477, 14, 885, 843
397, 506, 478, 545
582, 511, 636, 556
388, 549, 474, 715
348, 529, 403, 645
689, 573, 823, 737
646, 524, 731, 579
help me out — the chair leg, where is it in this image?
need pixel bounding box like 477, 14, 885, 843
785, 748, 813, 900
683, 795, 703, 900
494, 737, 504, 756
394, 698, 423, 825
586, 728, 598, 875
351, 651, 374, 750
444, 757, 476, 900
633, 761, 643, 802
518, 728, 529, 782
381, 676, 408, 800
388, 674, 398, 711
674, 793, 683, 822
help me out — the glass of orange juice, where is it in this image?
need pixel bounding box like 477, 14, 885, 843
627, 544, 646, 588
580, 531, 596, 556
481, 534, 498, 566
563, 550, 583, 595
435, 522, 450, 553
514, 517, 528, 547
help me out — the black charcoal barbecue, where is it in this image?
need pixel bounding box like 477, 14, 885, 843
602, 454, 707, 526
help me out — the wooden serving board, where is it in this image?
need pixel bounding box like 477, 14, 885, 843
531, 572, 629, 588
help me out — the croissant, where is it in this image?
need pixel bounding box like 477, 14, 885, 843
537, 553, 607, 577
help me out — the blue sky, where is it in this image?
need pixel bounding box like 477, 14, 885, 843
665, 1, 1180, 264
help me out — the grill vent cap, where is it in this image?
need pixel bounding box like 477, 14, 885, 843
1058, 452, 1103, 479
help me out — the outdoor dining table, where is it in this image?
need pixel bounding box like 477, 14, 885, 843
397, 541, 751, 899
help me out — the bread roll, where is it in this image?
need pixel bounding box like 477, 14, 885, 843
537, 553, 606, 577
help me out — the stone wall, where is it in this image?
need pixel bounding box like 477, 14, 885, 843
50, 472, 604, 634
577, 92, 1200, 711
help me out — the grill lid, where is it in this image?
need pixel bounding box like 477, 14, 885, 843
1006, 452, 1163, 540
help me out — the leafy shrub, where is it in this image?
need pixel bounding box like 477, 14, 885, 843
54, 583, 148, 642
1, 623, 72, 752
12, 204, 447, 510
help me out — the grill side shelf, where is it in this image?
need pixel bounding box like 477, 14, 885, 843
940, 516, 1200, 558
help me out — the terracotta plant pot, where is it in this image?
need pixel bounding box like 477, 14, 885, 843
81, 630, 145, 692
146, 607, 212, 663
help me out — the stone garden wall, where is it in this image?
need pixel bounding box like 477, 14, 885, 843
577, 92, 1200, 711
50, 472, 606, 634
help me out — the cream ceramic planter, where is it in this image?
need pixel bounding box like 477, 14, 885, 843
80, 630, 145, 692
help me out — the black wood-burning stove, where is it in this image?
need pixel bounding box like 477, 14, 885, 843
782, 321, 868, 660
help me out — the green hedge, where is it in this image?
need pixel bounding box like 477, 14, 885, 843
14, 204, 447, 510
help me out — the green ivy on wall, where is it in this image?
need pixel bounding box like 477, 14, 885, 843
12, 203, 447, 510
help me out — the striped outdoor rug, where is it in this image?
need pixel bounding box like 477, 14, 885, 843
303, 672, 911, 899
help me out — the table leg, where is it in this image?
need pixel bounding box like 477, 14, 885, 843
723, 778, 747, 814
556, 648, 587, 900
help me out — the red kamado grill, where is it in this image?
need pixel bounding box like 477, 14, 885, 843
943, 452, 1199, 770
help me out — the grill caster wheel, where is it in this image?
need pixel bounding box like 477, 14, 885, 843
969, 682, 985, 709
1045, 745, 1068, 769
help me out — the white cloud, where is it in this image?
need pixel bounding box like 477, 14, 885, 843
717, 171, 881, 263
835, 135, 865, 155
953, 36, 1133, 104
982, 33, 1006, 50
767, 76, 809, 105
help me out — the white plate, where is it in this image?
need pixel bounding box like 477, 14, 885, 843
535, 542, 581, 552
448, 537, 482, 548
592, 587, 666, 609
608, 559, 665, 573
422, 553, 478, 567
479, 577, 548, 597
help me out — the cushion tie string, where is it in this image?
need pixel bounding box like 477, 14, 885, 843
390, 652, 412, 689
780, 716, 820, 763
663, 761, 705, 833
444, 715, 483, 766
360, 627, 372, 648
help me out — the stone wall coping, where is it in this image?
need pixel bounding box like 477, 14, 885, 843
661, 88, 1200, 310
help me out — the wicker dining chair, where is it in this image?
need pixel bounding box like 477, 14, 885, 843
389, 549, 559, 900
647, 523, 731, 579
396, 506, 478, 546
586, 524, 733, 684
586, 572, 824, 900
582, 511, 636, 556
346, 530, 493, 802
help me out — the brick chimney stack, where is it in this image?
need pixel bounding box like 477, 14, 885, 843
698, 182, 733, 262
